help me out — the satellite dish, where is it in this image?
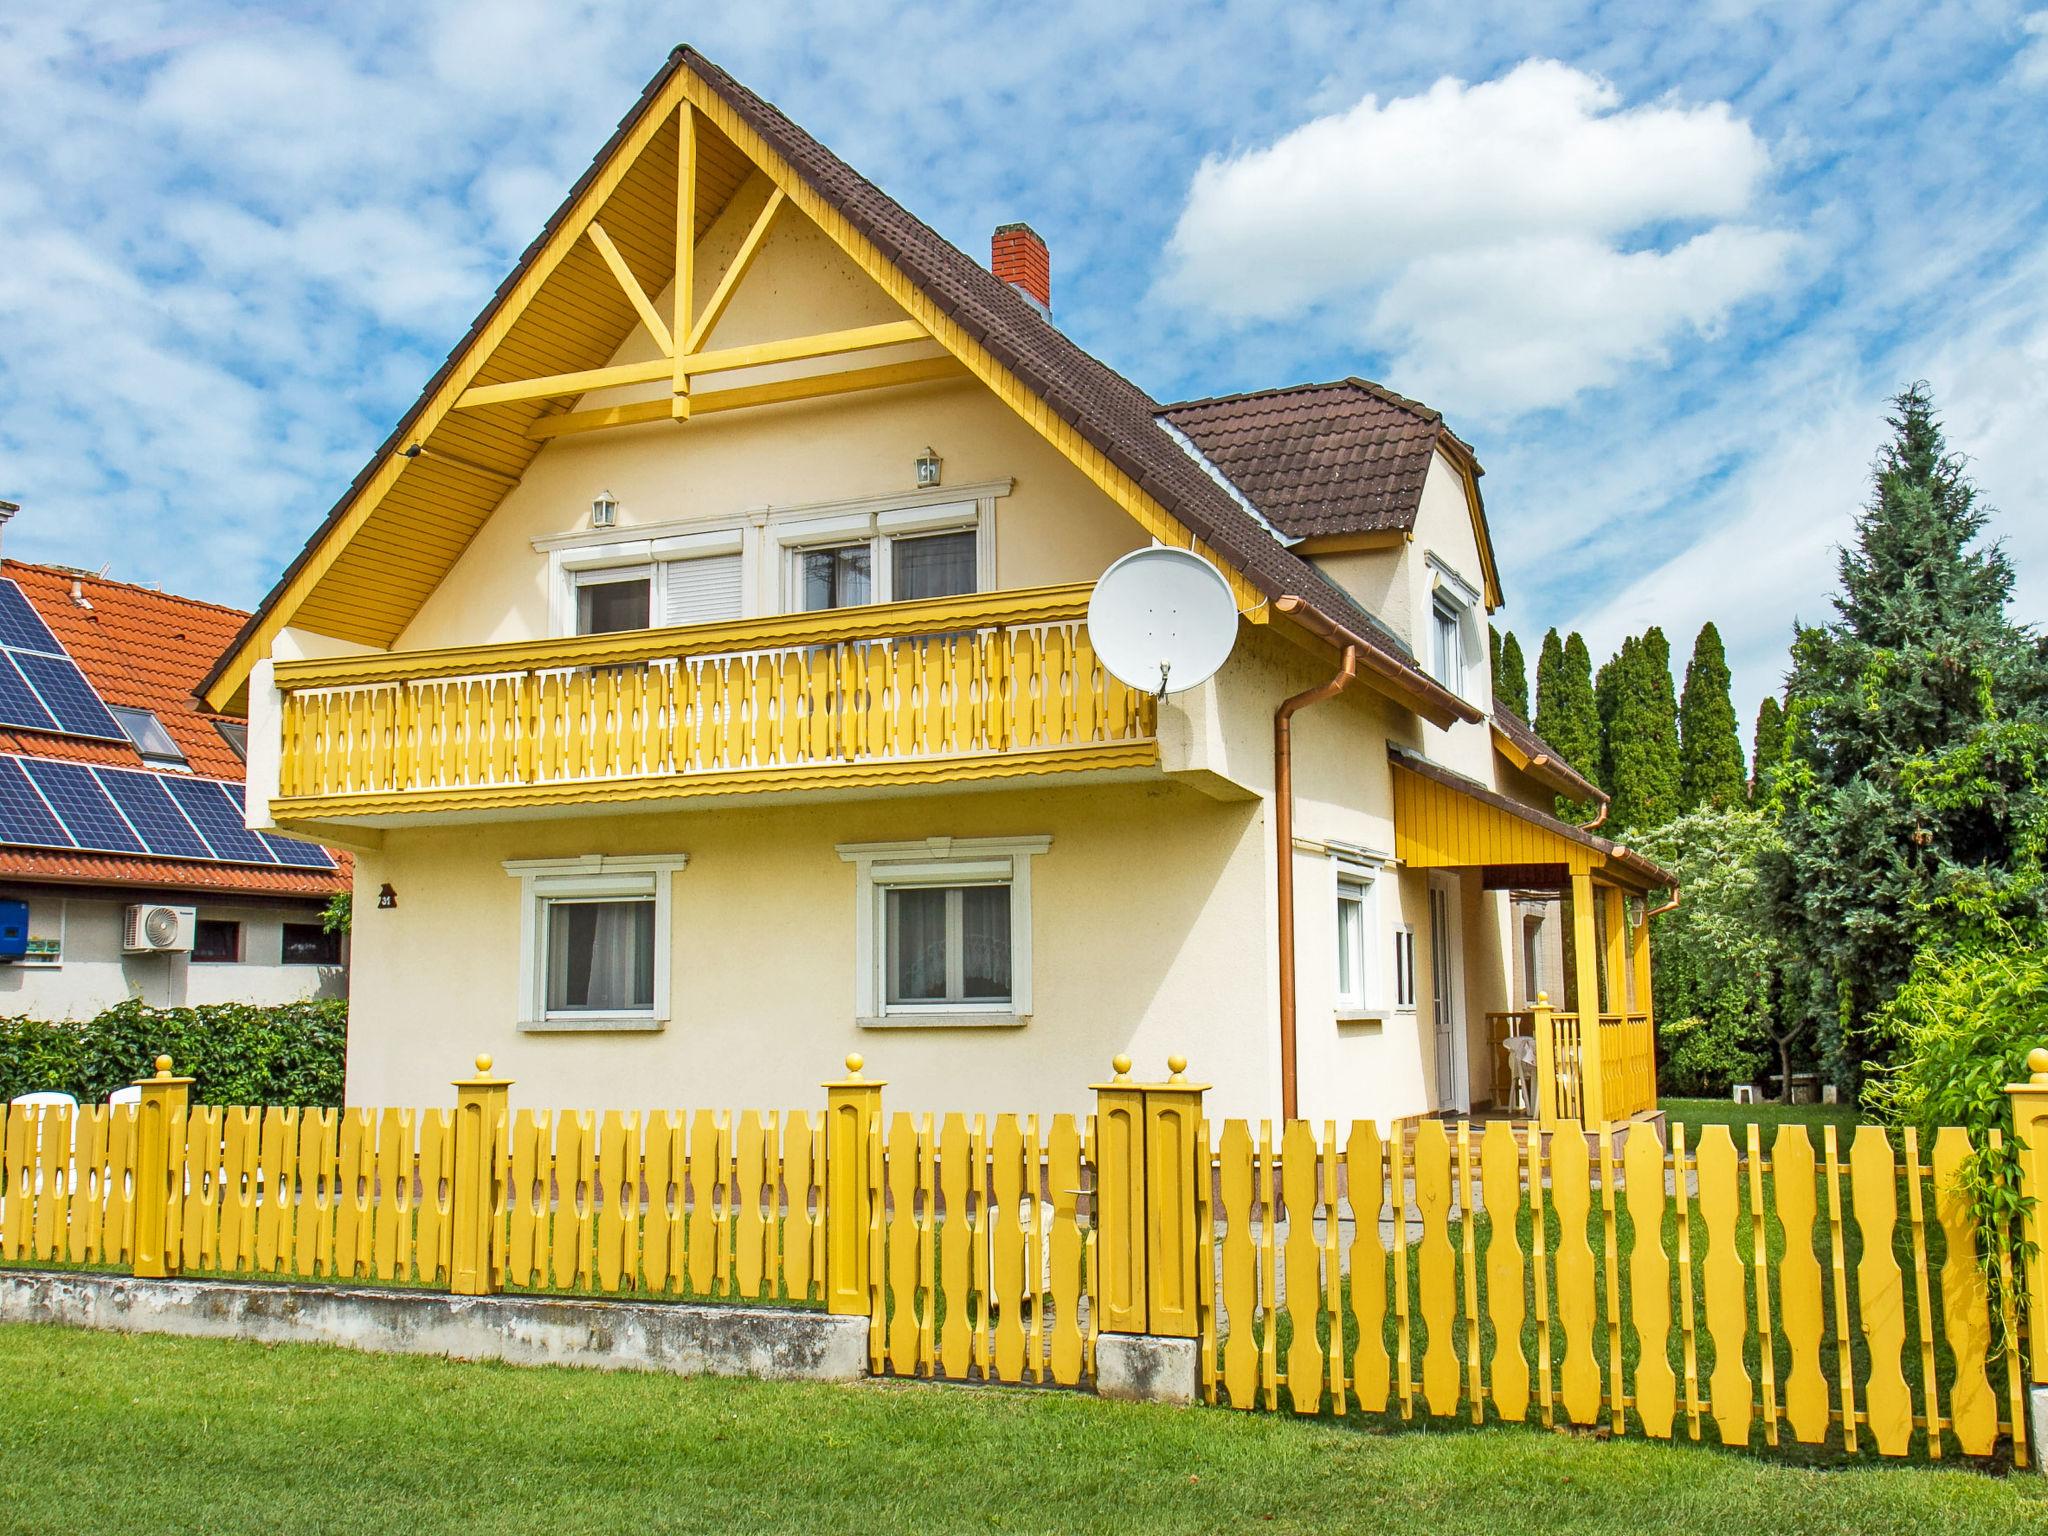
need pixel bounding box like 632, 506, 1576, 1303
1087, 547, 1239, 697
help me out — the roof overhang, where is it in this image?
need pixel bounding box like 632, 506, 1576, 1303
1389, 745, 1673, 892
1489, 717, 1603, 806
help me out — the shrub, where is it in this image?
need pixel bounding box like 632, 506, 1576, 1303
0, 999, 346, 1108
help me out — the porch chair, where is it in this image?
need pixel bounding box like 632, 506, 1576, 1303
1501, 1035, 1538, 1116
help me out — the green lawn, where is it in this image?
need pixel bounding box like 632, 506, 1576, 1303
1, 1325, 2042, 1535
1662, 1094, 1863, 1139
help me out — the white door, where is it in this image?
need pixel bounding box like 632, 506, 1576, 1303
1429, 876, 1469, 1112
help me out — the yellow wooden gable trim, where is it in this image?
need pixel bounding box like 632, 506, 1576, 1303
207, 62, 1262, 711
1391, 758, 1597, 875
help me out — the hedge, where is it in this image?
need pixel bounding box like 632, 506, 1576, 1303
0, 999, 345, 1108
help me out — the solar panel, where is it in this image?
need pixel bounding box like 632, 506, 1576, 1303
261, 830, 338, 870
0, 581, 61, 652
23, 759, 145, 853
0, 756, 74, 848
14, 650, 124, 740
95, 767, 213, 859
165, 775, 274, 863
0, 654, 58, 733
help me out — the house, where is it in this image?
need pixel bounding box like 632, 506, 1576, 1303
0, 523, 348, 1018
203, 47, 1673, 1124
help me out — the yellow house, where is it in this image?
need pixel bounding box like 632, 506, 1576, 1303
204, 47, 1674, 1126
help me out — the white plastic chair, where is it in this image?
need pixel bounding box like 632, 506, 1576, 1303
8, 1090, 77, 1109
106, 1085, 141, 1107
1502, 1036, 1538, 1116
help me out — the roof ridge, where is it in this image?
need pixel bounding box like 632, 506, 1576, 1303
3, 560, 249, 619
1161, 377, 1444, 425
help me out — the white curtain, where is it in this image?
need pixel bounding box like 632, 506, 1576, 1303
886, 887, 948, 1003
547, 899, 654, 1012
892, 530, 975, 601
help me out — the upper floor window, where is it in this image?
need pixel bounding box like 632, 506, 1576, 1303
110, 706, 185, 768
557, 532, 746, 638
1430, 595, 1463, 695
212, 719, 248, 760
788, 514, 980, 613
575, 569, 653, 635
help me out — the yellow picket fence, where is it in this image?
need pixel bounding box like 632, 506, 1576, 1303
0, 1102, 138, 1268
1196, 1117, 2030, 1463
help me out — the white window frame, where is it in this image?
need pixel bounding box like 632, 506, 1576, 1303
1333, 858, 1380, 1019
777, 499, 992, 612
505, 854, 686, 1032
1393, 923, 1418, 1012
837, 835, 1048, 1027
1426, 554, 1482, 702
545, 526, 749, 637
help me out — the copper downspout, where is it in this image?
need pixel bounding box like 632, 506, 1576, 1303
1647, 886, 1682, 918
1275, 644, 1360, 1122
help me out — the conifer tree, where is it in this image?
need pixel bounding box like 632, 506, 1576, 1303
1750, 695, 1785, 802
1768, 383, 2048, 1080
1598, 629, 1684, 831
1494, 629, 1530, 717
1534, 627, 1601, 816
1678, 622, 1746, 810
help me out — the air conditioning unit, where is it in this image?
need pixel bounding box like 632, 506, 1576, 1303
123, 904, 196, 954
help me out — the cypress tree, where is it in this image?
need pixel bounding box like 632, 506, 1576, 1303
1750, 695, 1785, 802
1535, 627, 1601, 817
1679, 622, 1746, 809
1494, 629, 1530, 717
1599, 629, 1684, 832
1767, 383, 2048, 1081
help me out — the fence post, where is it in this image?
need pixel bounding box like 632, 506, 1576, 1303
823, 1053, 884, 1317
1091, 1055, 1149, 1333
1142, 1055, 1208, 1340
1531, 994, 1559, 1128
450, 1053, 510, 1297
2006, 1046, 2048, 1389
131, 1054, 192, 1279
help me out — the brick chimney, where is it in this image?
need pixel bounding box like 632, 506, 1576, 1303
991, 223, 1050, 315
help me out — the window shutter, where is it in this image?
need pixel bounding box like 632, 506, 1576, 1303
661, 554, 743, 627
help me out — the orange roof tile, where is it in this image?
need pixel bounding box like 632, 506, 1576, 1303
0, 846, 349, 899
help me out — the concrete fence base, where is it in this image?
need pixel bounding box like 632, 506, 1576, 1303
0, 1270, 870, 1383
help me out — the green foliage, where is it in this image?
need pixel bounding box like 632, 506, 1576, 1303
1534, 626, 1601, 819
1766, 383, 2048, 1084
322, 891, 352, 935
1679, 623, 1747, 811
1863, 935, 2045, 1293
1595, 629, 1683, 832
1750, 694, 1786, 803
0, 1000, 346, 1107
1492, 628, 1530, 717
1633, 806, 1790, 1094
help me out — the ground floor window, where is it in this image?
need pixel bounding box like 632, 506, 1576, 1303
280, 922, 339, 965
839, 836, 1049, 1025
1334, 868, 1376, 1013
194, 918, 242, 963
1393, 924, 1417, 1010
504, 854, 687, 1031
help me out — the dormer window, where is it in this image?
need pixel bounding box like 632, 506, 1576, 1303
110, 706, 186, 768
1430, 594, 1464, 694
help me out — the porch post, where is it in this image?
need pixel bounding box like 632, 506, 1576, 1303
1632, 895, 1658, 1108
823, 1054, 884, 1317
2006, 1047, 2048, 1386
1531, 995, 1560, 1128
1570, 872, 1609, 1124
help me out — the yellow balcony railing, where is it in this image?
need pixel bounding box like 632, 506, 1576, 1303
271, 582, 1158, 817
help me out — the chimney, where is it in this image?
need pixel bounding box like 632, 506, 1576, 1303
0, 501, 16, 561
992, 223, 1050, 316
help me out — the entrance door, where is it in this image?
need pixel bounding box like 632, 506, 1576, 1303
1429, 876, 1469, 1112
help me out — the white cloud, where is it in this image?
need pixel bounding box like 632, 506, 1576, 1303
1157, 59, 1797, 415
2018, 12, 2048, 85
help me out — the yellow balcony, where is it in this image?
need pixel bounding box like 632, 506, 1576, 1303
269, 582, 1159, 822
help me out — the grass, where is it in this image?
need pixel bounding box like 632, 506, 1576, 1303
1, 1324, 2042, 1535
1662, 1096, 1863, 1138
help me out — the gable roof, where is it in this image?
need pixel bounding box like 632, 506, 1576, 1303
1489, 703, 1604, 807
1160, 379, 1501, 602
201, 46, 1480, 731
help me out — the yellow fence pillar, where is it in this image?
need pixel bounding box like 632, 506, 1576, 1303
1569, 872, 1609, 1125
1092, 1054, 1208, 1338
451, 1053, 510, 1297
2007, 1046, 2048, 1385
823, 1054, 884, 1317
131, 1055, 192, 1279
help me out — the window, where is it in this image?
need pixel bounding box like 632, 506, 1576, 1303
800, 543, 873, 611
505, 854, 686, 1031
575, 570, 653, 635
891, 530, 977, 602
1521, 915, 1545, 1005
212, 720, 248, 760
110, 706, 185, 767
1430, 595, 1463, 694
1393, 925, 1417, 1010
193, 919, 241, 963
281, 923, 341, 965
1334, 869, 1375, 1013
839, 836, 1049, 1025
780, 500, 988, 612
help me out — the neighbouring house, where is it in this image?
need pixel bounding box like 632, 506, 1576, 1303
0, 524, 348, 1019
203, 47, 1673, 1123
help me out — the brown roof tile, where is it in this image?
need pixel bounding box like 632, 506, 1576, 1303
1490, 704, 1603, 806
1160, 379, 1459, 539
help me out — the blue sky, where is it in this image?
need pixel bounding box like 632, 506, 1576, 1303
3, 2, 2045, 736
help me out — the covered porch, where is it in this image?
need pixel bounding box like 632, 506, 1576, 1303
1388, 746, 1676, 1128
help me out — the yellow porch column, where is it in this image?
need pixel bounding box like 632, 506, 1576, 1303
823, 1054, 884, 1317
1570, 872, 1609, 1124
2006, 1047, 2048, 1383
450, 1054, 510, 1296
1531, 994, 1561, 1128
1632, 896, 1659, 1111
131, 1055, 192, 1279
